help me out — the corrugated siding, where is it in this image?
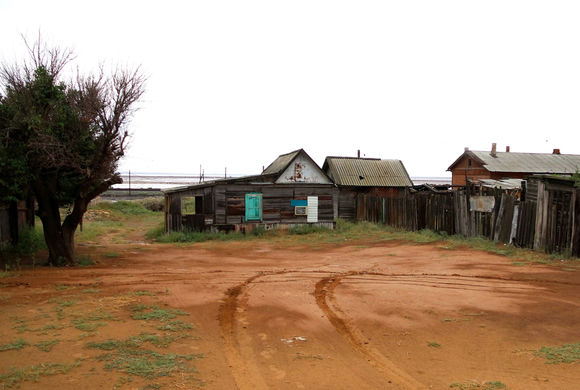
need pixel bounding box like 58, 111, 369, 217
471, 151, 580, 174
326, 158, 413, 187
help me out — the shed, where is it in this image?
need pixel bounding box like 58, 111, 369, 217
448, 144, 580, 186
164, 149, 338, 232
322, 156, 413, 220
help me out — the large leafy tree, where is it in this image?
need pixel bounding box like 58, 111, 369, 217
0, 39, 145, 265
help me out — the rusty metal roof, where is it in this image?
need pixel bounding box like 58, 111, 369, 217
262, 149, 302, 175
466, 151, 580, 174
323, 157, 413, 187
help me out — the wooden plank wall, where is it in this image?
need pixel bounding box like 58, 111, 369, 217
355, 187, 580, 256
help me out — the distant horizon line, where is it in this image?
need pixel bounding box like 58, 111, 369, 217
116, 171, 452, 179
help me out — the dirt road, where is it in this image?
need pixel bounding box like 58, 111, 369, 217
1, 239, 579, 389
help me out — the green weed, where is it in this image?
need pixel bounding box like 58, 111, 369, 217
157, 321, 194, 332
450, 380, 507, 389
129, 290, 157, 297
427, 341, 441, 348
71, 309, 114, 332
0, 361, 80, 388
131, 306, 189, 322
535, 342, 580, 364
0, 338, 28, 351
34, 340, 59, 352
0, 225, 46, 265
294, 352, 323, 360
82, 288, 101, 294
99, 201, 153, 216
87, 335, 202, 380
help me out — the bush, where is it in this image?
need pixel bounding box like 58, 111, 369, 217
136, 197, 165, 212
0, 225, 46, 266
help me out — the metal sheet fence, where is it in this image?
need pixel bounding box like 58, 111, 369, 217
356, 188, 579, 256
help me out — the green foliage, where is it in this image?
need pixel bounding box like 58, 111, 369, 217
450, 381, 507, 389
34, 339, 59, 352
131, 305, 189, 322
136, 197, 165, 212
0, 338, 29, 351
535, 342, 580, 364
288, 224, 330, 235
572, 169, 580, 188
0, 361, 80, 388
0, 225, 46, 265
157, 321, 194, 332
153, 230, 245, 244
98, 201, 153, 216
87, 334, 201, 380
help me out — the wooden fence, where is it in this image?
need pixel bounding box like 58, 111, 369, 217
356, 187, 579, 256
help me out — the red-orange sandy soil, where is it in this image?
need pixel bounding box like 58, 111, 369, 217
1, 236, 579, 390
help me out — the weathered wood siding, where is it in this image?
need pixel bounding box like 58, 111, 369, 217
356, 184, 580, 257
166, 183, 337, 231
338, 187, 406, 221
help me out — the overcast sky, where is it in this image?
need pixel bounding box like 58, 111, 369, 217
2, 0, 580, 178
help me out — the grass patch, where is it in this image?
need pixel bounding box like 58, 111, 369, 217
427, 341, 441, 348
0, 361, 80, 388
450, 381, 507, 389
71, 309, 115, 332
88, 333, 186, 350
99, 201, 154, 216
131, 306, 189, 322
82, 288, 101, 294
104, 252, 120, 258
129, 290, 157, 297
77, 255, 94, 267
0, 338, 28, 351
55, 284, 70, 291
34, 340, 59, 352
294, 352, 323, 360
534, 342, 580, 364
289, 224, 330, 235
157, 321, 194, 332
87, 335, 202, 380
152, 229, 246, 244
97, 349, 199, 379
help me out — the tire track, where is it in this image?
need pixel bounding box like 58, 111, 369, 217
218, 268, 575, 389
218, 271, 285, 390
315, 272, 429, 390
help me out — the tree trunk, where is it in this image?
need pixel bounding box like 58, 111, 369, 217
32, 174, 118, 266
33, 177, 81, 266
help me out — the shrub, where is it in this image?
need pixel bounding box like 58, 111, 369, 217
136, 197, 165, 212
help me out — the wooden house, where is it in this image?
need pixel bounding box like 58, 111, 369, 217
448, 144, 580, 186
322, 156, 413, 220
164, 149, 338, 232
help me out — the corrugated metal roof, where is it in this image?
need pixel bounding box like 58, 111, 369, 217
324, 157, 413, 187
470, 151, 580, 174
262, 149, 302, 175
478, 178, 523, 190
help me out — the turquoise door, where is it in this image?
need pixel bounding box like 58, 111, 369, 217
245, 193, 262, 221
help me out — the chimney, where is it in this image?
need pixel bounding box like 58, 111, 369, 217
490, 143, 497, 157
357, 149, 360, 158
505, 146, 510, 152
464, 147, 469, 152
553, 148, 560, 155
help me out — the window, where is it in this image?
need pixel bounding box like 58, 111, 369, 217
182, 196, 203, 215
182, 197, 196, 215
245, 193, 262, 221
